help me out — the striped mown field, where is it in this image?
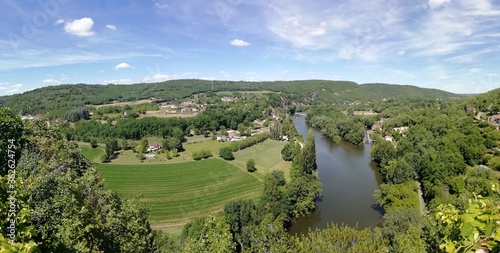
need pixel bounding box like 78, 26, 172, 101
96, 158, 262, 233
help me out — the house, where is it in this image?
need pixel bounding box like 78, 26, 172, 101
384, 136, 394, 142
221, 96, 236, 102
181, 108, 191, 113
227, 130, 240, 140
393, 126, 409, 134
253, 119, 266, 126
181, 101, 194, 107
467, 106, 477, 113
147, 142, 162, 152
371, 123, 381, 131
489, 115, 500, 125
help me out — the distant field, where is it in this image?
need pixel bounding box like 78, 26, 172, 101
79, 144, 104, 163
216, 90, 278, 96
92, 99, 153, 109
138, 111, 197, 118
96, 159, 262, 233
231, 140, 291, 181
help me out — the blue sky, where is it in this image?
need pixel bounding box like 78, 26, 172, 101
0, 0, 499, 95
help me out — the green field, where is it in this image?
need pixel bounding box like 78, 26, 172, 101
231, 140, 291, 181
97, 159, 262, 233
80, 145, 104, 163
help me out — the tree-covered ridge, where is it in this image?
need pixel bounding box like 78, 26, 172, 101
0, 79, 458, 118
361, 83, 461, 99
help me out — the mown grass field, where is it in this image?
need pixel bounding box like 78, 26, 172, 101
231, 140, 291, 181
96, 159, 262, 233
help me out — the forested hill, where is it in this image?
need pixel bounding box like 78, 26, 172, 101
360, 83, 458, 99
0, 79, 458, 117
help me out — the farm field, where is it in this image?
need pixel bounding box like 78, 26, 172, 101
80, 146, 104, 163
96, 159, 262, 233
138, 111, 197, 118
231, 140, 291, 181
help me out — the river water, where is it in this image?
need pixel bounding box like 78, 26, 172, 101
289, 115, 383, 236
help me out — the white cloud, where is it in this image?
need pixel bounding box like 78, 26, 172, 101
143, 73, 178, 83
220, 70, 231, 78
106, 24, 116, 30
114, 62, 132, 70
229, 39, 250, 46
64, 17, 95, 37
470, 68, 482, 73
103, 78, 132, 84
55, 19, 64, 25
0, 82, 24, 95
428, 0, 451, 9
42, 78, 61, 84
397, 50, 406, 55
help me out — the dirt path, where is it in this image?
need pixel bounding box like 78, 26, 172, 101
416, 181, 425, 216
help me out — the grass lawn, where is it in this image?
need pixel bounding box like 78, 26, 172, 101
97, 159, 262, 233
230, 140, 292, 181
80, 146, 105, 163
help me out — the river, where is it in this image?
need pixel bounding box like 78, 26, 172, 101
289, 115, 383, 235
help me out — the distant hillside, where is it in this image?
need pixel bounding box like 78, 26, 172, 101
360, 83, 459, 99
0, 80, 458, 118
461, 87, 500, 112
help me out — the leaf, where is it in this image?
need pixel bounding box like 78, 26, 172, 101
461, 222, 474, 240
484, 222, 495, 237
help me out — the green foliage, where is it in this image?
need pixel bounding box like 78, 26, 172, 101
164, 137, 182, 151
300, 128, 317, 175
433, 187, 500, 253
7, 119, 153, 252
374, 182, 420, 210
141, 138, 149, 153
64, 107, 89, 122
228, 132, 270, 152
300, 223, 389, 252
246, 158, 256, 172
487, 156, 500, 171
285, 174, 322, 218
183, 215, 236, 253
381, 159, 416, 184
223, 199, 259, 249
219, 147, 234, 160
192, 149, 212, 160
89, 138, 98, 148
245, 214, 300, 253
281, 141, 295, 161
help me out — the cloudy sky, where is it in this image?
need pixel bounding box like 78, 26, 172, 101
0, 0, 499, 95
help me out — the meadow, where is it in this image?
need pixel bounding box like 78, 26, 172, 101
96, 159, 262, 233
230, 140, 291, 181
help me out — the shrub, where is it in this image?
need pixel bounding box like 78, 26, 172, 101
219, 147, 234, 160
246, 158, 256, 172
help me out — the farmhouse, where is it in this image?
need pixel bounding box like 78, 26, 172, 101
393, 126, 409, 134
490, 115, 500, 125
384, 136, 394, 142
147, 142, 162, 152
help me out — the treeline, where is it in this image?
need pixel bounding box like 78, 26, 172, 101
91, 103, 160, 115
68, 102, 265, 142
228, 132, 270, 152
0, 80, 458, 119
306, 107, 373, 144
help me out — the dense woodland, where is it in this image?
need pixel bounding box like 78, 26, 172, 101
0, 80, 457, 119
1, 83, 500, 252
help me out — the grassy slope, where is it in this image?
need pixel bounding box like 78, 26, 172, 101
230, 140, 291, 181
97, 158, 262, 233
